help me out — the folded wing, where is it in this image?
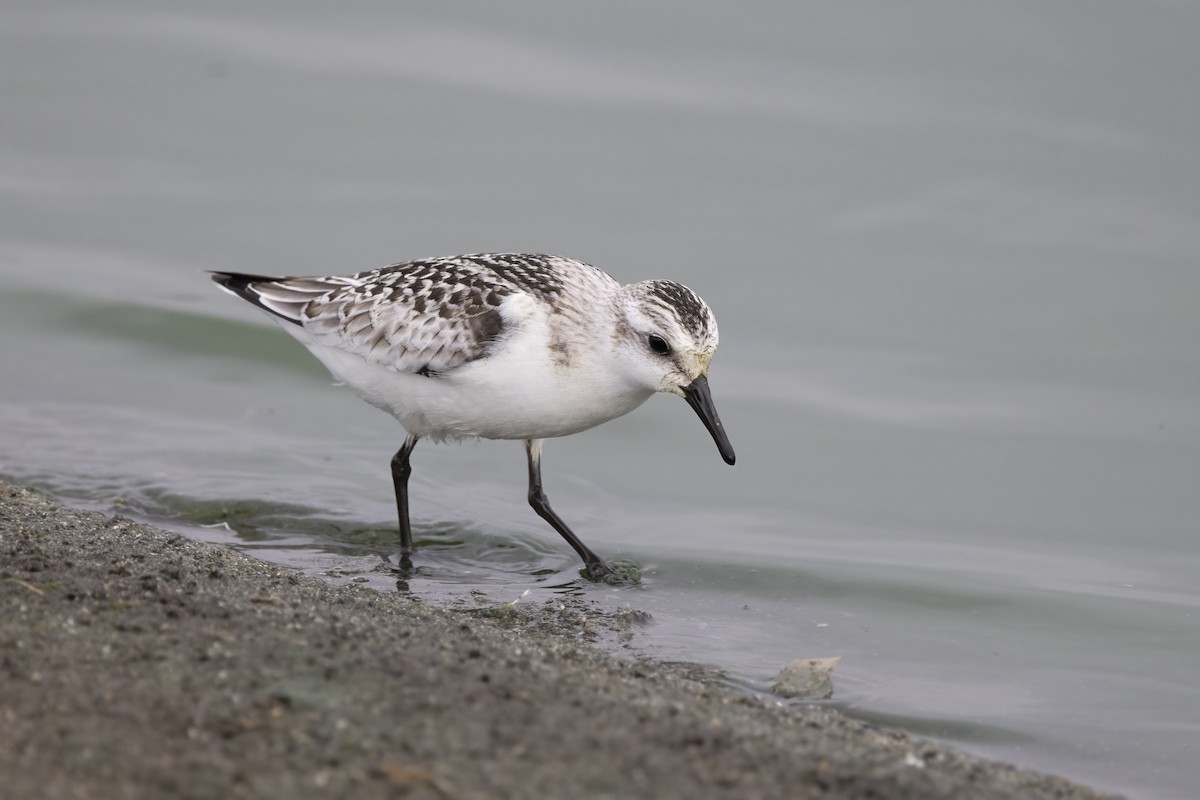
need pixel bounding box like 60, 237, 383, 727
211, 258, 513, 377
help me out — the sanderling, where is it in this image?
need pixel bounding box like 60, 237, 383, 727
212, 253, 734, 579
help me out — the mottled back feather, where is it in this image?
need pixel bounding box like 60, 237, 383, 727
212, 254, 615, 376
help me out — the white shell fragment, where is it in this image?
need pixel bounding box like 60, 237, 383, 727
771, 656, 842, 699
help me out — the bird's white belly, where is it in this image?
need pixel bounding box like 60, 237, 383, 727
288, 324, 653, 441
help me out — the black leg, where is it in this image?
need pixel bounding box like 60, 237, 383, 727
524, 439, 612, 578
390, 435, 420, 557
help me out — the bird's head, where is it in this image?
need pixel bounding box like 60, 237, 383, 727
613, 280, 735, 465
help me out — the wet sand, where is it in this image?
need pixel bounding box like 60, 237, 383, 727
1, 482, 1117, 799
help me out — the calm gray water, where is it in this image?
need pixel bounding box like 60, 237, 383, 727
3, 3, 1198, 797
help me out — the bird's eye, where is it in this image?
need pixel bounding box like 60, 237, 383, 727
647, 334, 671, 355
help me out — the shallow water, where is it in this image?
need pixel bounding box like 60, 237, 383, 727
3, 3, 1199, 797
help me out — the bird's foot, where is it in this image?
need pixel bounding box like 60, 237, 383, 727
581, 558, 642, 585
582, 559, 613, 581
388, 551, 414, 576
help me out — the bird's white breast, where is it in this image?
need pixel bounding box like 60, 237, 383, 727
278, 291, 653, 442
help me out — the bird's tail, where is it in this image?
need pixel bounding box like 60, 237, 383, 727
210, 271, 327, 326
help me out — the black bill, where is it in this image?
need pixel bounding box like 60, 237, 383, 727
682, 375, 736, 465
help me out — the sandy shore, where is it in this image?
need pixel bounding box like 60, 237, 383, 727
1, 482, 1116, 800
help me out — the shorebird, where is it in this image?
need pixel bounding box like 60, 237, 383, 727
212, 253, 734, 579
